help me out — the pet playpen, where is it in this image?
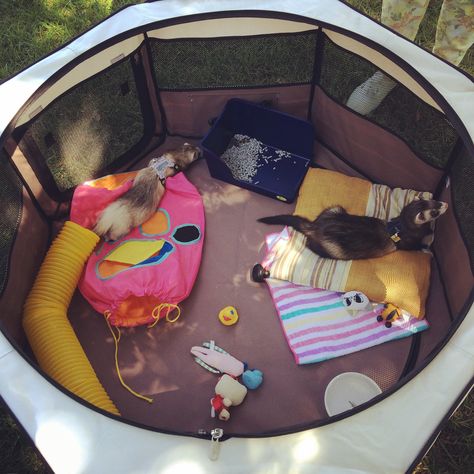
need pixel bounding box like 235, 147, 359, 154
0, 0, 472, 472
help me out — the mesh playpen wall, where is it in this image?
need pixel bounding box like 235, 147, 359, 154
0, 1, 472, 473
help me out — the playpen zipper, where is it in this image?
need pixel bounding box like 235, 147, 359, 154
206, 428, 223, 461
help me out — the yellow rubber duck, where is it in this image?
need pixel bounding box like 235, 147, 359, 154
218, 306, 239, 326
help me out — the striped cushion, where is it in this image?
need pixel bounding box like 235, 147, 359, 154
262, 169, 433, 318
266, 278, 429, 365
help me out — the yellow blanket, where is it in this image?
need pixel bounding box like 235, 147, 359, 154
266, 169, 433, 318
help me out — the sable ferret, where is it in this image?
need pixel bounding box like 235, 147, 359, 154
94, 143, 201, 241
258, 199, 448, 260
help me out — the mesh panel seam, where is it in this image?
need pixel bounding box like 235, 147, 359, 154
307, 28, 326, 122
146, 82, 315, 93
399, 333, 421, 378
311, 136, 377, 182
2, 10, 472, 155
15, 50, 155, 197
448, 170, 474, 274
148, 31, 317, 91
20, 46, 145, 128
149, 29, 316, 44
431, 251, 455, 322
0, 154, 24, 297
316, 85, 450, 172
322, 35, 456, 124
318, 37, 459, 170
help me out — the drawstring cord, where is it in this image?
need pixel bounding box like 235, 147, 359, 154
104, 311, 153, 404
148, 303, 181, 328
103, 303, 180, 403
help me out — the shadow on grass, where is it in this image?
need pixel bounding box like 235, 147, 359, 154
0, 0, 144, 80
23, 58, 146, 190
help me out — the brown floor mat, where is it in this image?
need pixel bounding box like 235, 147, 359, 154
68, 157, 419, 436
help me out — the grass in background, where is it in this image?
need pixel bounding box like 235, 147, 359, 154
26, 59, 146, 190
0, 399, 50, 473
0, 1, 472, 473
413, 392, 474, 474
0, 0, 144, 79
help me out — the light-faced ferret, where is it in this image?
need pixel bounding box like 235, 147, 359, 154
94, 143, 201, 241
258, 199, 448, 260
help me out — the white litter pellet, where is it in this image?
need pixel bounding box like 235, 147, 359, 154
276, 149, 292, 159
220, 134, 292, 183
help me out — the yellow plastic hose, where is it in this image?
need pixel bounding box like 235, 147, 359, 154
23, 221, 120, 416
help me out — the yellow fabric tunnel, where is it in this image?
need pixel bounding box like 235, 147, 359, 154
23, 221, 120, 416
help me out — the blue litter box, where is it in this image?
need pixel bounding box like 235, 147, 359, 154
201, 99, 314, 202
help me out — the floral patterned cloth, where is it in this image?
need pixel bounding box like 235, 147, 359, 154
382, 0, 474, 65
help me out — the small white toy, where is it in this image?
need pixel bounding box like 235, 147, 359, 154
210, 374, 248, 421
342, 291, 370, 316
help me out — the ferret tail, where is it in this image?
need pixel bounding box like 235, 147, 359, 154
258, 214, 311, 232
93, 201, 132, 241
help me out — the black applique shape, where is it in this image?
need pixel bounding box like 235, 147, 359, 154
172, 224, 201, 244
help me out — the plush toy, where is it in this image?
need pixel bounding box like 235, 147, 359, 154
242, 369, 264, 390
210, 374, 247, 421
191, 341, 245, 377
377, 303, 401, 328
342, 290, 370, 316
210, 395, 230, 421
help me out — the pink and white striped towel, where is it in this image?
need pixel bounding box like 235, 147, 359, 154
266, 279, 429, 365
263, 233, 429, 365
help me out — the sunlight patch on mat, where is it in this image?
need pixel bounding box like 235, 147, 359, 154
35, 412, 91, 474
291, 432, 320, 463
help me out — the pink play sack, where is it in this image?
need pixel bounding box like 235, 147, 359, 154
70, 171, 205, 327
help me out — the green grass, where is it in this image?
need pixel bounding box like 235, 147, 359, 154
413, 391, 474, 474
150, 33, 317, 89
26, 59, 146, 190
0, 1, 472, 473
0, 0, 143, 79
0, 399, 50, 473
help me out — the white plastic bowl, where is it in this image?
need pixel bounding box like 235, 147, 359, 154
324, 372, 382, 416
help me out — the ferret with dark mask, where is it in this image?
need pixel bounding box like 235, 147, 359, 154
94, 143, 201, 241
258, 199, 448, 260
